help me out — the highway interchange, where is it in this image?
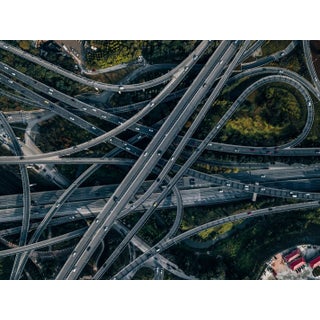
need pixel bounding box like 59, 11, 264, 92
1, 40, 320, 279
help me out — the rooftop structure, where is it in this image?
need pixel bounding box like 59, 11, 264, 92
289, 257, 306, 271
283, 248, 301, 263
309, 256, 320, 269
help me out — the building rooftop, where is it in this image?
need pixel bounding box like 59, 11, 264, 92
309, 256, 320, 269
283, 248, 301, 263
289, 257, 306, 271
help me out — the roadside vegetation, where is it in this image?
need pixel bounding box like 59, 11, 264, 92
85, 41, 143, 69
0, 47, 89, 97
192, 81, 306, 148
165, 206, 320, 279
84, 40, 198, 69
219, 84, 305, 147
260, 41, 291, 57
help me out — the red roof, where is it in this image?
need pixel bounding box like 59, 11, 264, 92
309, 256, 320, 269
284, 249, 301, 263
289, 257, 306, 271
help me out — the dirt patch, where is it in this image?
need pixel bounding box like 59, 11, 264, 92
271, 253, 286, 273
